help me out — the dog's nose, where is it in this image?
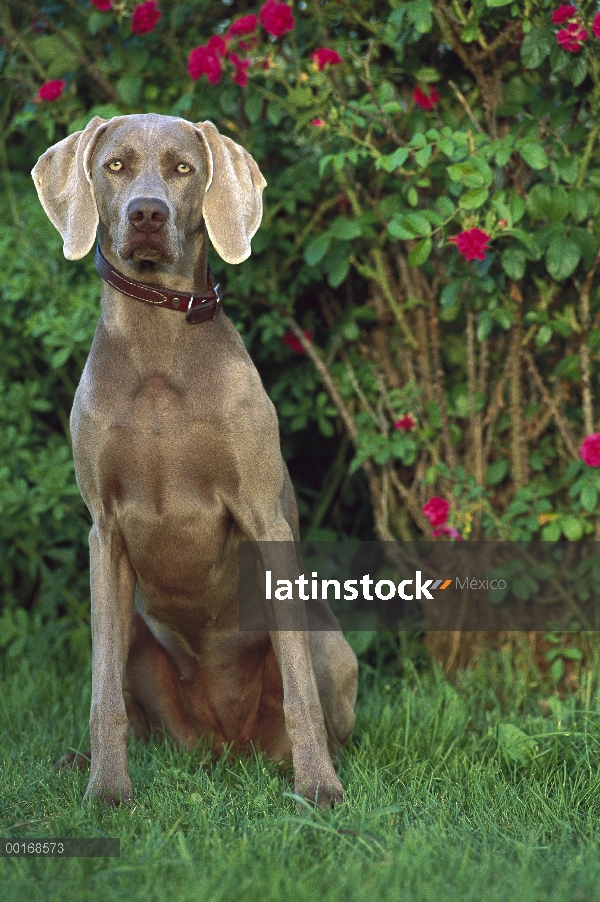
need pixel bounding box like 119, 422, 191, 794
127, 197, 169, 233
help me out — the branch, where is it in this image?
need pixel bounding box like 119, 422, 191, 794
6, 0, 119, 102
522, 350, 579, 460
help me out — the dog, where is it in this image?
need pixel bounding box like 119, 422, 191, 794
32, 113, 357, 807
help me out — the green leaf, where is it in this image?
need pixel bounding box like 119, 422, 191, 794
557, 156, 579, 184
484, 459, 509, 486
536, 324, 552, 347
477, 311, 493, 341
581, 485, 598, 513
414, 67, 440, 82
436, 197, 455, 217
527, 184, 568, 222
407, 238, 432, 266
326, 256, 350, 288
244, 93, 263, 123
521, 28, 552, 70
568, 189, 588, 222
33, 33, 81, 77
304, 233, 331, 266
498, 723, 536, 765
267, 103, 283, 126
541, 521, 561, 541
459, 188, 488, 210
404, 212, 432, 237
519, 144, 548, 170
116, 75, 143, 106
406, 0, 433, 34
568, 54, 588, 87
377, 147, 409, 172
414, 144, 432, 167
501, 247, 526, 280
561, 514, 583, 541
485, 0, 512, 6
440, 280, 463, 309
447, 163, 485, 188
329, 217, 362, 240
545, 238, 580, 281
388, 212, 431, 240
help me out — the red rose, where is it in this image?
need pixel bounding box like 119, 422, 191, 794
259, 0, 295, 38
594, 12, 600, 39
229, 52, 251, 87
283, 330, 313, 354
394, 415, 415, 432
551, 4, 577, 24
228, 14, 258, 37
557, 22, 587, 51
580, 433, 600, 466
310, 48, 343, 71
188, 41, 226, 84
131, 0, 161, 36
413, 85, 439, 110
91, 0, 112, 9
311, 118, 325, 127
36, 79, 66, 102
422, 497, 450, 528
455, 228, 491, 262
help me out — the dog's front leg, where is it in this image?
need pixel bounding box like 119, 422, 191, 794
259, 535, 344, 807
83, 521, 136, 806
269, 629, 344, 807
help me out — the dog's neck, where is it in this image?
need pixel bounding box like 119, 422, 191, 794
97, 223, 210, 296
95, 225, 218, 373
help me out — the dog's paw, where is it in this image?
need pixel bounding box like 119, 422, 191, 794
83, 777, 133, 808
54, 750, 91, 770
295, 776, 344, 809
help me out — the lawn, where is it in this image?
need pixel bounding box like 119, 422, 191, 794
3, 636, 600, 902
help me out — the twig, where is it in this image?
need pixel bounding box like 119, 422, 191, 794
447, 80, 485, 134
286, 318, 394, 540
523, 350, 579, 459
428, 288, 457, 471
579, 244, 600, 435
6, 0, 119, 101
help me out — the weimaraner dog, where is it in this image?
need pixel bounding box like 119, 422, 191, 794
32, 113, 357, 807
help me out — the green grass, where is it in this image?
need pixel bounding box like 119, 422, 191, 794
4, 639, 600, 902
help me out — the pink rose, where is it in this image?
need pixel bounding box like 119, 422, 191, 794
454, 228, 491, 262
283, 330, 313, 353
580, 433, 600, 466
310, 48, 343, 71
259, 0, 295, 38
413, 85, 439, 110
36, 79, 66, 102
422, 497, 450, 528
131, 0, 161, 36
229, 52, 251, 87
188, 40, 226, 84
228, 14, 258, 37
551, 4, 577, 24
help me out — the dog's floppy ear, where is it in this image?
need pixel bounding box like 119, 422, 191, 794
193, 120, 267, 265
31, 116, 109, 260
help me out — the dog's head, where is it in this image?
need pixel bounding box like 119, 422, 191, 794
31, 113, 266, 266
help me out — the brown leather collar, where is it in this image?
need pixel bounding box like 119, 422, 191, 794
94, 245, 222, 325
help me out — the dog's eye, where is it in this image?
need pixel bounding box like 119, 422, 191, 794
107, 161, 123, 172
176, 163, 192, 174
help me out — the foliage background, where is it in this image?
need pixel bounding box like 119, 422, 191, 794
2, 0, 600, 666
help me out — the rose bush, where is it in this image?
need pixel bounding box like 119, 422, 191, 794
4, 0, 600, 652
